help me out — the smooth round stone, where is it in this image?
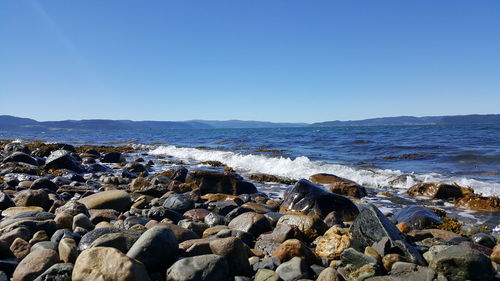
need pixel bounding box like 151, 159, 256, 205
78, 190, 131, 212
12, 248, 59, 281
163, 194, 195, 214
78, 227, 122, 251
126, 226, 178, 270
1, 206, 44, 217
30, 178, 58, 192
51, 229, 81, 244
89, 231, 141, 253
166, 254, 229, 281
72, 214, 94, 231
471, 233, 496, 248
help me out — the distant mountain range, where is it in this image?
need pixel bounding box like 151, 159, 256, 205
0, 114, 499, 131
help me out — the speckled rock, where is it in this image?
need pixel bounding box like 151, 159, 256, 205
314, 225, 351, 259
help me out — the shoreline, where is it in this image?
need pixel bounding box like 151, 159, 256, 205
0, 139, 498, 280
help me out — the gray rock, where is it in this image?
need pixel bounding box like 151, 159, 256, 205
44, 150, 84, 173
350, 205, 425, 265
390, 262, 437, 281
275, 257, 309, 281
228, 212, 272, 237
166, 254, 229, 281
89, 231, 140, 253
252, 256, 281, 271
393, 206, 442, 230
50, 229, 81, 244
423, 245, 450, 264
72, 214, 94, 231
340, 248, 381, 274
101, 152, 125, 163
31, 241, 58, 252
3, 152, 38, 166
163, 194, 195, 214
429, 245, 495, 281
127, 225, 178, 270
0, 271, 7, 281
316, 267, 341, 281
33, 263, 73, 281
204, 212, 227, 227
254, 269, 279, 281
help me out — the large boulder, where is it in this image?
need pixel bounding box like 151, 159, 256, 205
126, 226, 178, 270
78, 190, 131, 212
429, 245, 495, 281
166, 254, 229, 281
309, 173, 367, 198
407, 182, 463, 199
44, 150, 84, 173
393, 206, 442, 230
72, 247, 150, 281
279, 179, 359, 221
185, 170, 257, 195
350, 205, 425, 265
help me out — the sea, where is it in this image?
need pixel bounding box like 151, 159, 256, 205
2, 125, 500, 228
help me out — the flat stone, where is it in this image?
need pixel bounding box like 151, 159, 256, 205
72, 247, 150, 281
78, 190, 132, 212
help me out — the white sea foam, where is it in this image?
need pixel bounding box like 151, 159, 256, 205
149, 145, 500, 197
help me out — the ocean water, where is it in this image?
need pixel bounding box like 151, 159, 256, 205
2, 125, 500, 197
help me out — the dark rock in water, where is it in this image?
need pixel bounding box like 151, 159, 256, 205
3, 152, 38, 166
350, 205, 425, 265
127, 226, 178, 270
309, 173, 368, 198
101, 152, 125, 163
163, 167, 188, 182
429, 245, 495, 281
166, 254, 229, 281
33, 263, 73, 281
470, 233, 496, 248
185, 170, 257, 195
44, 150, 84, 173
3, 142, 30, 155
86, 163, 111, 173
78, 227, 122, 251
0, 191, 15, 210
279, 179, 359, 221
407, 182, 463, 199
393, 206, 442, 230
123, 162, 148, 176
30, 178, 59, 192
163, 194, 195, 214
275, 256, 309, 281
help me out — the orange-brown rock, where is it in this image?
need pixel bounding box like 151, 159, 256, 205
309, 173, 367, 198
491, 245, 500, 264
455, 194, 500, 211
396, 222, 411, 233
272, 239, 317, 264
407, 182, 463, 199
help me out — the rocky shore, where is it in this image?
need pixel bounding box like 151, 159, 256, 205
0, 139, 498, 281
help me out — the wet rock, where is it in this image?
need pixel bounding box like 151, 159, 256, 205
209, 237, 251, 276
428, 245, 495, 281
279, 179, 359, 221
272, 239, 317, 264
314, 225, 351, 260
72, 247, 150, 281
3, 152, 38, 166
185, 170, 257, 195
309, 173, 367, 198
350, 205, 425, 265
166, 254, 229, 281
471, 233, 496, 248
78, 190, 132, 212
454, 194, 500, 211
127, 225, 178, 270
33, 263, 73, 281
123, 162, 148, 176
249, 173, 296, 185
163, 194, 195, 214
101, 152, 125, 163
13, 189, 51, 210
162, 166, 188, 182
88, 231, 140, 253
407, 182, 463, 199
78, 227, 122, 251
3, 142, 30, 155
30, 178, 59, 192
58, 238, 77, 263
241, 202, 274, 213
228, 212, 272, 237
12, 248, 59, 281
276, 214, 327, 242
44, 150, 84, 173
275, 257, 309, 281
393, 206, 442, 230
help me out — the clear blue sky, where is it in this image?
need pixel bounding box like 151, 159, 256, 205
1, 0, 499, 123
